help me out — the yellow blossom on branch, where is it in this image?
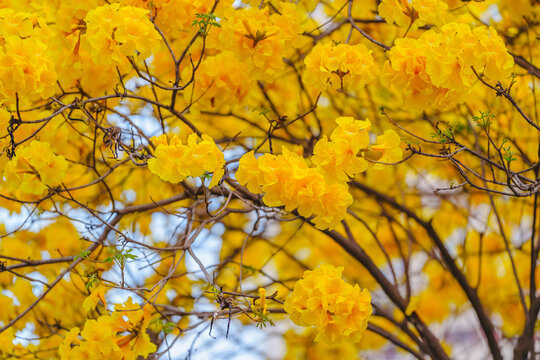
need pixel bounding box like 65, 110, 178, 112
148, 133, 225, 188
82, 284, 108, 313
60, 298, 156, 360
3, 140, 68, 196
236, 147, 352, 229
303, 42, 376, 92
370, 129, 403, 169
378, 0, 449, 28
82, 4, 161, 70
0, 35, 56, 105
384, 23, 514, 110
251, 288, 268, 316
312, 117, 371, 182
284, 264, 372, 343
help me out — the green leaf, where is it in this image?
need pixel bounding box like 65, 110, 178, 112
472, 110, 495, 129
74, 249, 90, 261
192, 13, 220, 36
85, 273, 100, 290
103, 248, 138, 266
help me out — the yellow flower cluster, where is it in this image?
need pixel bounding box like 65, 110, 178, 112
147, 0, 219, 41
411, 0, 449, 26
312, 117, 371, 182
0, 8, 54, 42
148, 133, 225, 188
59, 298, 156, 360
284, 264, 372, 343
378, 0, 449, 28
236, 147, 353, 229
0, 10, 56, 105
188, 51, 253, 110
283, 328, 360, 360
236, 117, 402, 229
384, 23, 514, 110
3, 141, 68, 196
303, 42, 376, 92
82, 4, 161, 70
217, 4, 305, 78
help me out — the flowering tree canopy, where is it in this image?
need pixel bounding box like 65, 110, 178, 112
0, 0, 539, 359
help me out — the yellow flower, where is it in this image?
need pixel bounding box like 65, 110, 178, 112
82, 318, 124, 358
379, 0, 449, 28
0, 9, 32, 39
82, 284, 108, 313
311, 183, 353, 230
0, 107, 9, 139
370, 130, 403, 169
312, 117, 371, 182
284, 264, 372, 343
3, 140, 68, 195
147, 137, 187, 183
62, 298, 156, 360
186, 134, 225, 188
235, 151, 264, 194
82, 4, 161, 70
0, 35, 57, 105
331, 117, 371, 150
251, 288, 269, 316
113, 298, 156, 358
282, 328, 360, 360
59, 327, 81, 359
414, 0, 449, 26
303, 42, 376, 92
385, 23, 514, 111
236, 147, 353, 229
473, 26, 514, 80
187, 51, 254, 111
217, 6, 291, 78
148, 133, 225, 187
378, 0, 412, 27
0, 327, 14, 357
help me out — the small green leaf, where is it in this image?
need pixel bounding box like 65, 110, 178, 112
192, 13, 220, 36
243, 264, 257, 276
86, 273, 100, 290
103, 248, 138, 266
472, 110, 495, 129
200, 172, 212, 181
208, 284, 220, 298
252, 311, 275, 329
163, 321, 176, 334
74, 250, 90, 261
502, 143, 517, 164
